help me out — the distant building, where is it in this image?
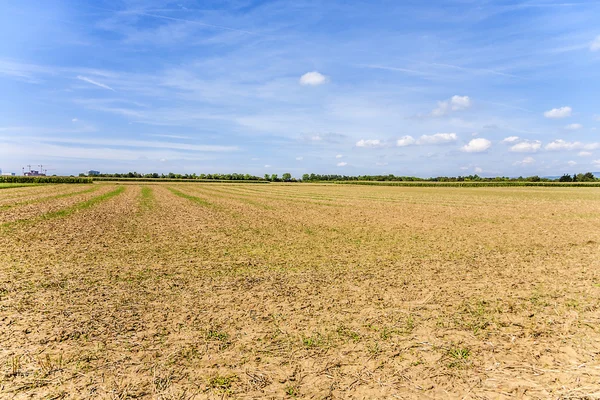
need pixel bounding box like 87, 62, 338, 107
24, 170, 44, 176
87, 170, 100, 176
1, 172, 16, 176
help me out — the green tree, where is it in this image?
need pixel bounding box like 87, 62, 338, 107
282, 172, 292, 182
559, 174, 572, 182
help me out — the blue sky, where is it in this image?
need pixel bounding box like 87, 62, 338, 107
1, 0, 599, 177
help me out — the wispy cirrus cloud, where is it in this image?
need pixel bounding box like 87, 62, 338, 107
76, 75, 115, 91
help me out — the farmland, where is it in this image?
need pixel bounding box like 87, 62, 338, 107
1, 183, 599, 399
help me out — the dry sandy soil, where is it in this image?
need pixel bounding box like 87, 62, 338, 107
1, 183, 599, 399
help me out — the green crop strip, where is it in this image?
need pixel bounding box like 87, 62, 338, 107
1, 186, 125, 229
139, 186, 154, 211
0, 186, 99, 210
167, 187, 213, 207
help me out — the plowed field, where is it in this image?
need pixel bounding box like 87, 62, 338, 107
1, 183, 599, 399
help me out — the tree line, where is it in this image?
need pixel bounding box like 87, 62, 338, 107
83, 171, 599, 182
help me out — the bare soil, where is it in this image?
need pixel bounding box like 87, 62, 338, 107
1, 183, 599, 399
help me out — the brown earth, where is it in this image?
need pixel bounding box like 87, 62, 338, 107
0, 183, 599, 399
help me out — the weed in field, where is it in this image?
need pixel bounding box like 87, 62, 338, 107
301, 332, 325, 349
336, 325, 361, 342
36, 354, 63, 377
208, 375, 235, 392
446, 346, 471, 369
6, 355, 21, 377
285, 385, 298, 397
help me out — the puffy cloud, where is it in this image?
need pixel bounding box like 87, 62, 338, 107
337, 161, 347, 167
514, 156, 535, 165
474, 167, 483, 174
431, 95, 472, 117
335, 154, 343, 158
544, 106, 572, 119
565, 123, 583, 130
299, 71, 328, 86
302, 132, 347, 143
567, 160, 577, 166
502, 136, 520, 143
356, 139, 382, 148
578, 151, 592, 157
417, 133, 457, 145
396, 135, 415, 147
591, 36, 600, 52
461, 138, 491, 153
546, 139, 600, 151
264, 164, 271, 168
510, 140, 541, 152
295, 156, 303, 161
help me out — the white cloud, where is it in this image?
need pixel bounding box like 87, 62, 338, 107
295, 156, 303, 161
567, 160, 577, 166
461, 138, 491, 153
264, 164, 271, 168
431, 95, 472, 117
514, 156, 535, 165
417, 133, 457, 145
565, 123, 583, 130
71, 118, 78, 122
310, 135, 322, 141
594, 160, 600, 166
591, 36, 600, 52
76, 75, 115, 91
578, 151, 592, 157
474, 167, 483, 174
335, 154, 343, 158
546, 140, 600, 151
337, 162, 347, 167
502, 136, 520, 143
510, 140, 542, 152
543, 106, 572, 119
299, 71, 327, 86
396, 135, 415, 147
356, 139, 383, 148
